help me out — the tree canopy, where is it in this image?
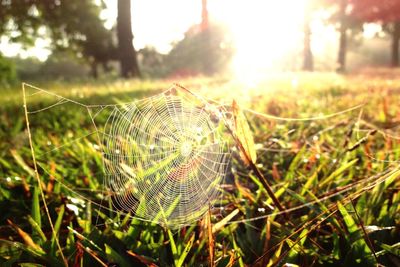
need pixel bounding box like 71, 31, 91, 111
0, 0, 115, 72
350, 0, 400, 22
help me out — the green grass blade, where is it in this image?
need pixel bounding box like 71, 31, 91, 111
31, 185, 41, 241
27, 216, 47, 243
176, 234, 195, 267
51, 205, 65, 255
167, 228, 178, 266
105, 244, 131, 267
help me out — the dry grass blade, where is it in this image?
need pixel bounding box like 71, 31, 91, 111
77, 241, 108, 267
207, 207, 215, 267
127, 251, 159, 267
7, 219, 44, 254
350, 199, 378, 262
22, 83, 68, 267
227, 101, 288, 220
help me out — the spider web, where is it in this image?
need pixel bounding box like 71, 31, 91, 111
101, 92, 230, 226
23, 84, 230, 228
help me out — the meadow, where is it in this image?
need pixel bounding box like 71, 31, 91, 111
0, 71, 399, 266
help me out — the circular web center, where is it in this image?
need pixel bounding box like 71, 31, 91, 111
180, 141, 193, 157
102, 93, 230, 227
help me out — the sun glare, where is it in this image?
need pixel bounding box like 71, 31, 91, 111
210, 0, 308, 83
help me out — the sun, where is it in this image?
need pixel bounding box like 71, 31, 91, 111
210, 0, 308, 82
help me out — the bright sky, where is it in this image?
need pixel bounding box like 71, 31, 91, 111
0, 0, 383, 76
102, 0, 202, 54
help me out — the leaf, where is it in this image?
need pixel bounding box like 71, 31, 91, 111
319, 159, 358, 187
167, 228, 178, 266
232, 100, 257, 165
337, 202, 372, 259
19, 263, 46, 267
287, 228, 308, 258
7, 219, 44, 255
176, 234, 195, 267
212, 209, 239, 234
51, 205, 65, 255
377, 241, 400, 257
105, 244, 131, 267
31, 185, 41, 231
27, 216, 47, 243
231, 234, 245, 267
337, 202, 358, 233
267, 241, 283, 267
10, 149, 35, 177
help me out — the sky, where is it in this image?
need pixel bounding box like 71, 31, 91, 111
0, 0, 383, 76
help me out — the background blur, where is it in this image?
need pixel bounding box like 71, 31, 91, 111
1, 0, 399, 86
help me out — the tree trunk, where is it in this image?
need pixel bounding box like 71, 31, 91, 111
391, 22, 400, 67
201, 0, 209, 31
117, 0, 141, 78
337, 0, 347, 73
90, 61, 98, 79
303, 10, 313, 71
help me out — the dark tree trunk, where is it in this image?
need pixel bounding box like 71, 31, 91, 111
337, 26, 347, 73
91, 61, 98, 79
337, 0, 347, 73
117, 0, 141, 78
391, 22, 400, 67
303, 11, 313, 71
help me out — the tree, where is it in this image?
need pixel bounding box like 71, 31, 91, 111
350, 0, 400, 67
303, 2, 314, 71
391, 22, 400, 67
0, 0, 115, 78
201, 0, 209, 32
80, 24, 117, 78
166, 23, 233, 77
337, 0, 348, 73
322, 0, 362, 72
117, 0, 141, 78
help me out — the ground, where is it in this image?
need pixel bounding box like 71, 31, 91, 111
0, 72, 399, 266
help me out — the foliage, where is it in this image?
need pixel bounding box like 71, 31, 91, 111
0, 73, 399, 266
37, 52, 91, 81
165, 23, 234, 77
0, 54, 17, 86
0, 0, 115, 71
137, 47, 168, 78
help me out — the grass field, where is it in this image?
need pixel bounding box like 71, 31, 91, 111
0, 72, 399, 266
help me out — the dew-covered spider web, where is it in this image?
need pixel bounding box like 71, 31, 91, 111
23, 84, 230, 228
101, 90, 230, 226
20, 83, 400, 232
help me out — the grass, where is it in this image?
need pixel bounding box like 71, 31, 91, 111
0, 72, 399, 266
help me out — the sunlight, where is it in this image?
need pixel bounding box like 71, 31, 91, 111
210, 0, 308, 83
363, 23, 383, 39
0, 36, 51, 61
